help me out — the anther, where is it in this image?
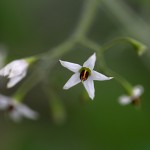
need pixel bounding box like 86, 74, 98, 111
80, 69, 89, 81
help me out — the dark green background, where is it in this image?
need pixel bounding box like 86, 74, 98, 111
0, 0, 150, 150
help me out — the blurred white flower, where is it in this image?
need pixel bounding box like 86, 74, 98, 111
60, 53, 113, 100
118, 85, 144, 106
0, 94, 38, 122
0, 59, 29, 88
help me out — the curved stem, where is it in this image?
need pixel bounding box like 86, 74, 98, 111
42, 83, 66, 124
72, 0, 100, 40
13, 0, 101, 101
13, 39, 75, 101
101, 0, 150, 69
100, 37, 146, 55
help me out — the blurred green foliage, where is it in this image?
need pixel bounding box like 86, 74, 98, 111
0, 0, 150, 150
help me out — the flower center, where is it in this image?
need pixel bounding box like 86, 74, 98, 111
132, 97, 140, 106
80, 67, 91, 81
7, 104, 14, 112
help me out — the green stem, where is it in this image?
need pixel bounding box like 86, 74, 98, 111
42, 83, 66, 124
13, 70, 40, 101
73, 0, 100, 40
101, 0, 150, 41
13, 40, 75, 101
13, 0, 100, 101
100, 37, 146, 55
36, 0, 100, 60
101, 0, 150, 68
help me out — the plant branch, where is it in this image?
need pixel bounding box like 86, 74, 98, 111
101, 0, 150, 69
13, 0, 100, 100
73, 0, 100, 40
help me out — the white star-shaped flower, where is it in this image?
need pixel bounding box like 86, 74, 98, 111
118, 85, 144, 105
59, 53, 113, 100
0, 94, 39, 122
0, 59, 29, 88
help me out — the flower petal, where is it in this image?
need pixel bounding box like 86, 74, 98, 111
59, 60, 81, 73
118, 95, 131, 105
8, 60, 28, 78
0, 94, 10, 110
83, 77, 95, 100
92, 70, 113, 81
63, 73, 81, 90
17, 104, 39, 120
9, 110, 22, 122
0, 59, 28, 78
7, 72, 26, 88
0, 64, 11, 76
132, 85, 144, 98
83, 53, 96, 70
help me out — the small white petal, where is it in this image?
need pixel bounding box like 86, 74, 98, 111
9, 110, 22, 122
132, 85, 144, 98
0, 59, 28, 88
118, 95, 131, 105
8, 60, 28, 78
63, 73, 81, 90
0, 94, 38, 122
92, 70, 113, 81
59, 60, 81, 73
0, 64, 11, 76
17, 104, 39, 120
7, 72, 26, 88
0, 94, 10, 110
83, 53, 96, 70
83, 77, 95, 100
0, 59, 28, 78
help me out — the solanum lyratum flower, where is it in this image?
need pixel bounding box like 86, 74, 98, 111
60, 53, 113, 100
0, 57, 35, 88
118, 85, 144, 106
0, 94, 39, 122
